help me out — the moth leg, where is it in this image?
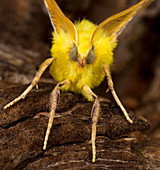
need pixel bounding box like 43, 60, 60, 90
104, 64, 133, 124
43, 79, 71, 150
83, 85, 100, 163
3, 58, 54, 110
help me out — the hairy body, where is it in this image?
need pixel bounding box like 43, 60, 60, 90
50, 20, 115, 100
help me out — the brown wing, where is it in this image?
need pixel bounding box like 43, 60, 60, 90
44, 0, 77, 41
91, 0, 154, 45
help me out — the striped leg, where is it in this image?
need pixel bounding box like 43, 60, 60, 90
104, 64, 133, 124
43, 79, 71, 150
3, 58, 54, 110
83, 85, 100, 163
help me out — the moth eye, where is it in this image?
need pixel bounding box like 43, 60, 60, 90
69, 45, 78, 61
86, 46, 95, 64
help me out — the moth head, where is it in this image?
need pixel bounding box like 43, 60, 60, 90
69, 44, 95, 67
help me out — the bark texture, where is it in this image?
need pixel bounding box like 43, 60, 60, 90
0, 0, 160, 169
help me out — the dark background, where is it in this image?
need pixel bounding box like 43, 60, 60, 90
0, 0, 159, 137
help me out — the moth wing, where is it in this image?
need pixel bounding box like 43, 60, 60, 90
44, 0, 77, 41
91, 0, 153, 45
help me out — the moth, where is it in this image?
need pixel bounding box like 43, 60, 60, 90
4, 0, 154, 162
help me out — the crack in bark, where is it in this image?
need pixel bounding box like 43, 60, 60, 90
14, 153, 44, 170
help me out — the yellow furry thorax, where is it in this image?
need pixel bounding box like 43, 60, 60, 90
49, 19, 117, 101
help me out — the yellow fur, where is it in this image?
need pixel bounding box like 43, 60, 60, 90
50, 19, 117, 101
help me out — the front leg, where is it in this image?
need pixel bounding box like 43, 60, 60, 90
3, 58, 54, 110
43, 79, 71, 150
104, 64, 133, 124
83, 85, 100, 163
